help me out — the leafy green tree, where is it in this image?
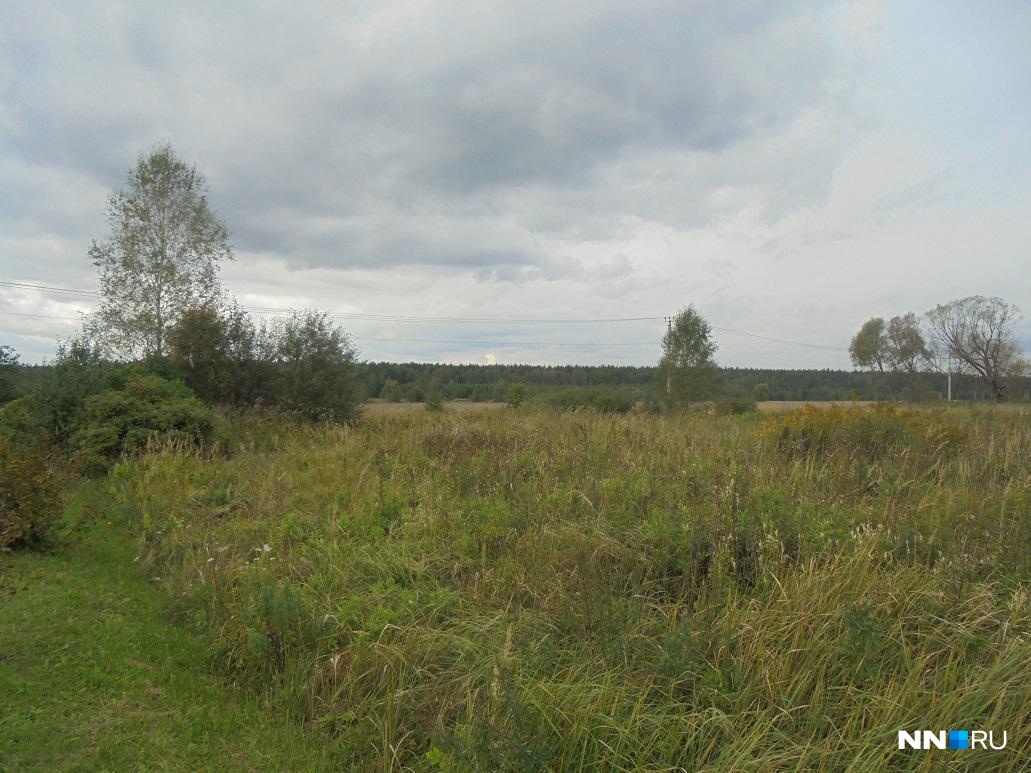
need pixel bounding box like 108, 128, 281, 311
169, 307, 226, 402
659, 306, 718, 406
849, 317, 895, 399
751, 382, 769, 402
379, 378, 401, 402
849, 318, 888, 373
885, 313, 929, 375
424, 386, 444, 412
87, 144, 233, 358
506, 383, 528, 407
169, 303, 265, 406
28, 337, 112, 443
268, 311, 360, 421
884, 312, 931, 398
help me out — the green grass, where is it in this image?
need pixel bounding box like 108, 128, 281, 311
97, 404, 1029, 770
3, 403, 1029, 770
0, 518, 345, 770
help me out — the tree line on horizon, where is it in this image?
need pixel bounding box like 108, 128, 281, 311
358, 361, 1025, 405
1, 144, 1027, 414
8, 356, 1025, 411
849, 299, 1027, 402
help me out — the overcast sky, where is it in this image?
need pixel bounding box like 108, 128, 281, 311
2, 0, 1029, 367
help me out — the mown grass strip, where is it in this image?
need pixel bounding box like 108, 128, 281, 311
0, 523, 343, 771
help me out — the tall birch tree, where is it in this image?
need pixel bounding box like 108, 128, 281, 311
87, 145, 232, 358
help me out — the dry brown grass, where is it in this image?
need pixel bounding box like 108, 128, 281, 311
364, 400, 507, 415
757, 400, 877, 413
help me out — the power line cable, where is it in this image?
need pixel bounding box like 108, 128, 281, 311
3, 278, 847, 351
0, 310, 849, 365
709, 325, 840, 352
0, 310, 82, 321
244, 306, 662, 324
1, 282, 661, 323
0, 281, 97, 297
351, 335, 656, 348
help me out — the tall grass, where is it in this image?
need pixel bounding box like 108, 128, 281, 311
108, 405, 1029, 769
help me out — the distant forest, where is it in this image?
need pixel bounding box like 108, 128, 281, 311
8, 361, 1030, 405
360, 362, 1030, 403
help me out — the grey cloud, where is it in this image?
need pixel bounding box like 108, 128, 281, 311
235, 206, 577, 277
1, 0, 843, 279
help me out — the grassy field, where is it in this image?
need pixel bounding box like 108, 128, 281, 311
0, 517, 346, 770
4, 403, 1029, 770
365, 399, 980, 415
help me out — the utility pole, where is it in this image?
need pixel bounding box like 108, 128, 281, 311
664, 316, 673, 395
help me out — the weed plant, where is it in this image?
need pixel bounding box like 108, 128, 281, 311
108, 404, 1029, 769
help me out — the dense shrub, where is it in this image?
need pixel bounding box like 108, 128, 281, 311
70, 373, 217, 475
26, 337, 113, 442
379, 378, 401, 402
537, 387, 635, 413
0, 345, 19, 404
267, 311, 360, 421
170, 307, 360, 422
4, 338, 216, 475
424, 388, 444, 412
0, 397, 43, 447
716, 397, 757, 415
169, 305, 268, 406
0, 437, 60, 549
505, 384, 527, 407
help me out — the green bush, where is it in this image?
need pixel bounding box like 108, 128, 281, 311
537, 387, 635, 413
26, 337, 113, 442
169, 304, 268, 406
716, 397, 757, 415
267, 311, 360, 422
0, 345, 20, 404
3, 341, 218, 477
70, 373, 217, 475
0, 397, 43, 447
169, 307, 362, 422
379, 378, 402, 402
506, 384, 528, 407
0, 437, 61, 549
